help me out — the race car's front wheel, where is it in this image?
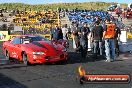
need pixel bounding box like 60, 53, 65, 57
22, 52, 29, 65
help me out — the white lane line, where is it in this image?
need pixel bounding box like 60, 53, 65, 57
122, 57, 129, 60
0, 59, 7, 60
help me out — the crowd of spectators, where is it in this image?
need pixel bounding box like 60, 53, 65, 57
51, 9, 124, 62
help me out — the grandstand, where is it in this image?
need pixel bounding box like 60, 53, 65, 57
13, 10, 60, 31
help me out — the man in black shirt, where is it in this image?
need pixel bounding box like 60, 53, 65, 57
51, 25, 63, 40
91, 21, 104, 58
51, 25, 59, 40
115, 26, 121, 56
79, 23, 90, 58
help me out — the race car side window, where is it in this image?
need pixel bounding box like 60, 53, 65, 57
12, 37, 21, 44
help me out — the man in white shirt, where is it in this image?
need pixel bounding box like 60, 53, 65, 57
62, 24, 69, 40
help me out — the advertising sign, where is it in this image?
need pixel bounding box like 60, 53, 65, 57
0, 31, 9, 41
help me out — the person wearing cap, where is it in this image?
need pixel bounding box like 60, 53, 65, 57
103, 18, 117, 62
91, 21, 104, 59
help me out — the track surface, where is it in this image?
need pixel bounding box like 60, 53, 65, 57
0, 41, 132, 88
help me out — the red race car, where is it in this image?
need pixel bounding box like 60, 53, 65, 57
2, 35, 68, 65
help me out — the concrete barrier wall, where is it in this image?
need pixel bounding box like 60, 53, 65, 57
0, 30, 131, 42
0, 31, 51, 41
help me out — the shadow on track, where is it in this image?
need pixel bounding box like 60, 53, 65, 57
66, 51, 106, 64
0, 73, 27, 88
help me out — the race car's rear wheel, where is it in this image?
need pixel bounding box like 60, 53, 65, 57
22, 52, 29, 65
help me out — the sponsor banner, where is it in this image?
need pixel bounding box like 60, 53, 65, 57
41, 34, 51, 40
9, 35, 20, 40
0, 31, 9, 41
127, 32, 132, 39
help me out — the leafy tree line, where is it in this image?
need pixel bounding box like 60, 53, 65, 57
0, 2, 127, 11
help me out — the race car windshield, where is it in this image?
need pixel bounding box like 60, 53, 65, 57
29, 36, 49, 42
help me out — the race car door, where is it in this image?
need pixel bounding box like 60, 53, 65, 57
10, 37, 22, 59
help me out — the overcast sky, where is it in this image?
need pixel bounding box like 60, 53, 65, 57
0, 0, 131, 4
